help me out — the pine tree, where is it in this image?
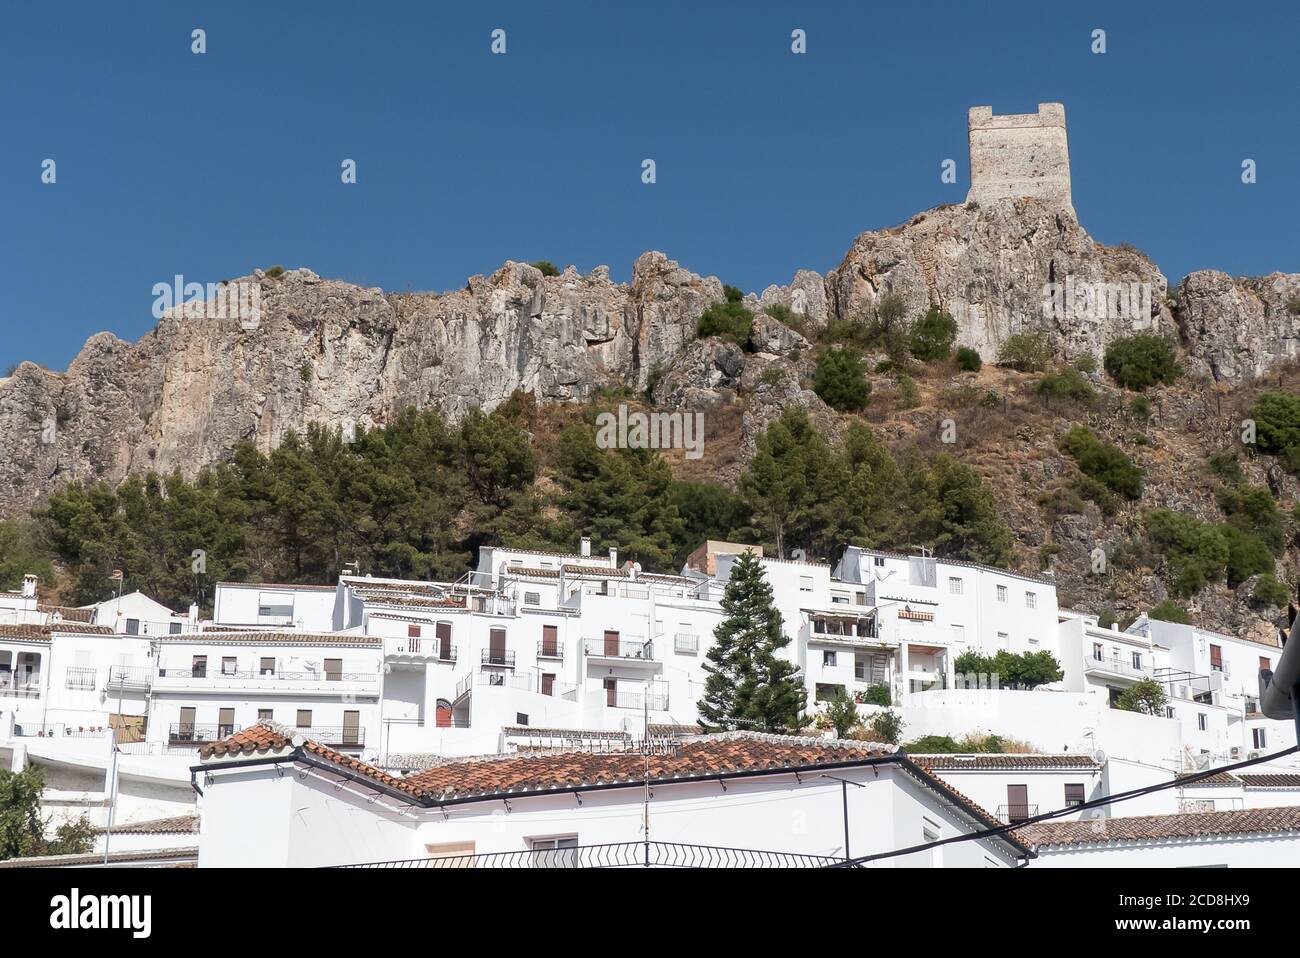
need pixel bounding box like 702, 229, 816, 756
698, 551, 809, 733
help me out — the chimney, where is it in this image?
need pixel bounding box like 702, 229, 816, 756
21, 574, 37, 598
580, 536, 592, 558
188, 604, 199, 626
609, 547, 618, 568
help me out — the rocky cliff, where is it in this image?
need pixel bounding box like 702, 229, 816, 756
1, 198, 1296, 523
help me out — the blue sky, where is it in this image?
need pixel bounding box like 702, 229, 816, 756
2, 0, 1296, 371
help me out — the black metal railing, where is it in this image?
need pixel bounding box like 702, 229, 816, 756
64, 666, 97, 690
609, 690, 669, 711
335, 841, 843, 869
106, 665, 153, 689
296, 726, 366, 747
996, 804, 1038, 825
673, 633, 699, 654
481, 650, 516, 668
168, 723, 240, 745
536, 639, 564, 659
14, 723, 111, 738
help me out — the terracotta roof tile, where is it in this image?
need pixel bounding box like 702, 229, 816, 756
163, 630, 378, 646
912, 754, 1100, 771
36, 604, 96, 623
1237, 773, 1300, 788
1017, 805, 1300, 848
93, 814, 199, 835
1175, 770, 1241, 786
0, 623, 115, 640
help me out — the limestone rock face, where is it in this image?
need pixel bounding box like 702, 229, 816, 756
757, 269, 831, 336
0, 257, 724, 516
825, 199, 1172, 366
749, 313, 810, 357
1173, 270, 1300, 382
650, 338, 746, 408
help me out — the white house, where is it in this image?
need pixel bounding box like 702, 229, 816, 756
194, 723, 1032, 868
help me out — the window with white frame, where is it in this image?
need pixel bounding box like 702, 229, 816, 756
951, 625, 965, 644
1197, 713, 1207, 731
822, 650, 837, 667
1253, 728, 1267, 749
948, 577, 963, 595
873, 557, 886, 567
996, 585, 1007, 603
1025, 591, 1036, 609
524, 592, 540, 605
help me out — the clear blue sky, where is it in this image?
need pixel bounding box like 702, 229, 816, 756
2, 1, 1296, 371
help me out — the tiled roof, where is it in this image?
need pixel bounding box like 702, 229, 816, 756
647, 723, 704, 737
93, 814, 199, 835
501, 725, 631, 741
1175, 770, 1241, 787
37, 604, 95, 623
911, 754, 1101, 771
217, 581, 337, 591
160, 630, 378, 646
1018, 805, 1300, 848
0, 847, 198, 868
0, 623, 116, 639
403, 733, 896, 801
1237, 773, 1300, 788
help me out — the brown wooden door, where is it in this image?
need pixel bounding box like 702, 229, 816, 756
1210, 644, 1223, 671
1007, 784, 1029, 823
437, 622, 452, 660
604, 678, 617, 707
489, 628, 506, 664
541, 673, 555, 696
603, 630, 620, 656
435, 699, 452, 728
342, 710, 360, 745
542, 625, 558, 657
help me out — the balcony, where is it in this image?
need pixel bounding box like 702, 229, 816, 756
294, 726, 366, 749
1083, 654, 1152, 682
536, 639, 564, 660
0, 672, 41, 698
996, 804, 1038, 825
455, 669, 578, 702
673, 633, 699, 655
13, 723, 111, 739
154, 668, 379, 691
481, 650, 516, 669
584, 638, 655, 661
106, 665, 153, 692
608, 689, 670, 711
168, 723, 241, 747
64, 666, 97, 690
387, 637, 457, 663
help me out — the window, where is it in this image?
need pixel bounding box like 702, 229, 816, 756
516, 712, 529, 725
529, 836, 579, 868
125, 618, 140, 635
407, 623, 421, 638
1209, 644, 1223, 672
948, 577, 963, 595
1197, 713, 1207, 731
1006, 785, 1030, 824
191, 655, 207, 678
997, 631, 1009, 644
951, 625, 965, 644
1166, 707, 1176, 719
260, 657, 276, 676
257, 708, 273, 721
177, 707, 196, 739
1025, 592, 1037, 609
1260, 656, 1272, 673
423, 840, 475, 862
169, 622, 182, 634
524, 592, 541, 606
296, 710, 312, 729
324, 658, 343, 681
873, 557, 886, 567
1064, 784, 1085, 807
342, 710, 360, 745
221, 656, 237, 675
1131, 651, 1143, 671
815, 683, 846, 703
257, 593, 294, 618
218, 707, 235, 737
822, 650, 837, 667
831, 591, 849, 605
996, 585, 1007, 603
799, 576, 813, 592
1253, 728, 1267, 749
1092, 642, 1104, 660
541, 671, 556, 696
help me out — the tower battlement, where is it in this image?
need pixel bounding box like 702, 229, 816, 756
966, 103, 1072, 211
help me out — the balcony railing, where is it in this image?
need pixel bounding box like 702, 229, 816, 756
0, 672, 41, 697
1084, 654, 1152, 680
106, 665, 153, 690
390, 638, 457, 661
456, 669, 579, 701
156, 668, 378, 684
584, 638, 655, 660
608, 690, 670, 711
64, 666, 97, 690
295, 726, 366, 748
673, 633, 699, 655
995, 804, 1038, 825
481, 650, 516, 668
537, 639, 564, 659
13, 723, 111, 738
168, 723, 240, 746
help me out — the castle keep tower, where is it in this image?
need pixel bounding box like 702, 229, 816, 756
966, 103, 1073, 213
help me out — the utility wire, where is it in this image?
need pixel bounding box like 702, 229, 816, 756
830, 744, 1300, 867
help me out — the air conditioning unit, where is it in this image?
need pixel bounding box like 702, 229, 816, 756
1229, 746, 1241, 759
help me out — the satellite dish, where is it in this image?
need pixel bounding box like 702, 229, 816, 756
1091, 749, 1107, 765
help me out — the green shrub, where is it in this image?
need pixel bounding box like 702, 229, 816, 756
1098, 607, 1117, 629
723, 284, 744, 303
1148, 600, 1191, 625
997, 331, 1053, 372
1129, 395, 1152, 422
696, 298, 755, 346
264, 264, 285, 279
1116, 677, 1168, 715
858, 684, 892, 706
1059, 426, 1141, 499
867, 709, 904, 745
1143, 509, 1228, 597
1252, 573, 1290, 606
1217, 483, 1285, 553
1207, 451, 1244, 484
896, 374, 920, 409
1103, 335, 1181, 390
955, 346, 982, 371
1249, 391, 1300, 463
1220, 524, 1273, 586
909, 308, 958, 362
1074, 353, 1098, 374
812, 349, 871, 411
530, 260, 561, 277
953, 650, 1063, 689
902, 734, 963, 754
1034, 368, 1095, 404
299, 363, 312, 383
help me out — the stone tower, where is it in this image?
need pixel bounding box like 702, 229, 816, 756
966, 103, 1073, 213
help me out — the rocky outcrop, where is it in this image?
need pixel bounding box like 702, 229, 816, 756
1173, 271, 1300, 382
0, 256, 724, 516
826, 199, 1173, 365
749, 313, 810, 356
